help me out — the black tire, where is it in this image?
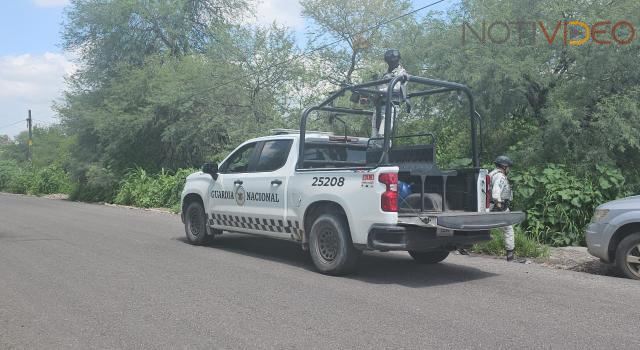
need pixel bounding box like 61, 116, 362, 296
408, 250, 450, 264
184, 201, 214, 245
615, 233, 640, 280
309, 213, 361, 275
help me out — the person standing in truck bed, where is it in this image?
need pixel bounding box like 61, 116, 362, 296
371, 49, 407, 141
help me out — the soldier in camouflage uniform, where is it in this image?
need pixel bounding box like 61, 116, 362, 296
371, 49, 408, 140
489, 155, 515, 261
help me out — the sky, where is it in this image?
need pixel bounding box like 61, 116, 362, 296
0, 0, 451, 138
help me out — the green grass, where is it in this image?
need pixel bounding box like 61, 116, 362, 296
0, 160, 72, 195
472, 227, 550, 259
114, 167, 196, 210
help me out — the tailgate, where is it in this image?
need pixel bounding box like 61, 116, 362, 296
398, 211, 526, 230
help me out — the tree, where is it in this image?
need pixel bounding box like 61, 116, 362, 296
0, 135, 11, 146
384, 0, 640, 172
221, 25, 304, 127
0, 126, 73, 168
301, 0, 410, 85
58, 0, 302, 173
63, 0, 251, 83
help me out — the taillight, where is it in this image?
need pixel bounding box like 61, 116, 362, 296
379, 173, 398, 212
485, 174, 491, 208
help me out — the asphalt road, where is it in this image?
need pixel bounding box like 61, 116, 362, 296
1, 194, 639, 349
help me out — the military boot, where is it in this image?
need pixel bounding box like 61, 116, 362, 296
506, 250, 515, 262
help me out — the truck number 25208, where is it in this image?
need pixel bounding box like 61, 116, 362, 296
312, 177, 345, 187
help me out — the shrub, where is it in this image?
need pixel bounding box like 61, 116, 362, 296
114, 167, 196, 209
29, 165, 73, 194
5, 167, 32, 194
0, 161, 73, 195
69, 165, 118, 202
0, 160, 21, 191
511, 164, 628, 246
473, 228, 550, 258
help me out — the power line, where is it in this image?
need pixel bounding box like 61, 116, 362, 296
204, 0, 448, 93
32, 119, 56, 125
0, 119, 25, 131
281, 0, 448, 67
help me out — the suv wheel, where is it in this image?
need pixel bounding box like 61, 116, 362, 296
309, 213, 361, 275
616, 233, 640, 280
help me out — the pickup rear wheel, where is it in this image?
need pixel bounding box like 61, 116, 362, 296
615, 233, 640, 280
184, 201, 214, 245
309, 213, 360, 275
408, 250, 449, 264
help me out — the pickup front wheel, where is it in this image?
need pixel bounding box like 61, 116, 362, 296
309, 213, 361, 275
184, 201, 214, 245
408, 250, 450, 264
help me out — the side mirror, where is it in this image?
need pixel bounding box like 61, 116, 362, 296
202, 162, 218, 179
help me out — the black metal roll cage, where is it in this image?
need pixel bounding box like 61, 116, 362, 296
297, 74, 480, 170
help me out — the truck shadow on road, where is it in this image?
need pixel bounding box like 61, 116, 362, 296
176, 234, 497, 288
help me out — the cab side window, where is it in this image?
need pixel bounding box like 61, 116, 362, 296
221, 142, 257, 173
255, 140, 293, 172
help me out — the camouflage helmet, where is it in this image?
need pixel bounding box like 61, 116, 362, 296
384, 49, 401, 64
494, 155, 513, 167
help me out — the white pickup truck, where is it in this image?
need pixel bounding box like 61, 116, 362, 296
180, 74, 524, 275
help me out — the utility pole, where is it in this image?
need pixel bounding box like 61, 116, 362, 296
27, 109, 32, 163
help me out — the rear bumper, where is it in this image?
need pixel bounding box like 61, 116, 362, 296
368, 211, 525, 251
367, 224, 491, 251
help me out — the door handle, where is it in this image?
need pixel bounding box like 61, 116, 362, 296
234, 180, 243, 185
271, 179, 282, 185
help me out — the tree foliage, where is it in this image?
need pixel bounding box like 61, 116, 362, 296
58, 0, 302, 175
512, 165, 629, 246
63, 0, 251, 82
301, 0, 410, 85
0, 125, 74, 168
398, 0, 640, 173
56, 0, 640, 178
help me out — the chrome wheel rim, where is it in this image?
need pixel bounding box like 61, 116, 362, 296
317, 228, 339, 261
626, 244, 640, 279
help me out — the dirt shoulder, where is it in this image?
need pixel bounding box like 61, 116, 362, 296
538, 246, 625, 278
465, 245, 627, 278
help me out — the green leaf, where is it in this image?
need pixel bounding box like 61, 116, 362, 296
599, 178, 612, 189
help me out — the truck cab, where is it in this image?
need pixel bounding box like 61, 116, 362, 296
181, 74, 525, 275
